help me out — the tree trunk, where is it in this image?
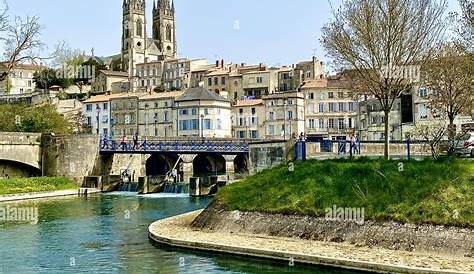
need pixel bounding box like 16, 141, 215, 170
448, 115, 455, 155
384, 109, 390, 159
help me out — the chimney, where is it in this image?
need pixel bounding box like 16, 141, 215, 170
216, 60, 219, 67
241, 63, 245, 67
313, 56, 317, 63
221, 59, 224, 68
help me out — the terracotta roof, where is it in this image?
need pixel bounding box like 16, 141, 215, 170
234, 99, 263, 107
83, 93, 143, 103
140, 91, 184, 100
301, 79, 328, 89
99, 70, 129, 77
0, 62, 45, 71
205, 69, 230, 77
176, 86, 229, 102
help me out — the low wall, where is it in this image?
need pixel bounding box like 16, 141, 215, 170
248, 141, 292, 174
192, 201, 473, 257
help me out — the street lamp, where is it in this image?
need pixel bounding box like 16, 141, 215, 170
144, 103, 149, 138
153, 113, 158, 137
96, 105, 101, 135
200, 114, 205, 139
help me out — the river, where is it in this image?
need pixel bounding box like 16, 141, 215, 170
0, 193, 363, 274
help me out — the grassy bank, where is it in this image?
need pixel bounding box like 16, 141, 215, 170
217, 158, 474, 226
0, 177, 78, 195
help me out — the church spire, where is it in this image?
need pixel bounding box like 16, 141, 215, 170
171, 0, 175, 13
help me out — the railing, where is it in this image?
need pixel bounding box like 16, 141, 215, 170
100, 138, 250, 153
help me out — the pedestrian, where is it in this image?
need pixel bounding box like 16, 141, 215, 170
101, 134, 109, 149
120, 134, 127, 150
133, 132, 139, 150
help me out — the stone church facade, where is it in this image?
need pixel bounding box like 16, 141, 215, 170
121, 0, 177, 76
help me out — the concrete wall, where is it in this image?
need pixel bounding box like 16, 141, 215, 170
0, 132, 42, 170
248, 141, 292, 174
43, 134, 149, 184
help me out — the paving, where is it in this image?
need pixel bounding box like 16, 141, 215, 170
149, 210, 474, 274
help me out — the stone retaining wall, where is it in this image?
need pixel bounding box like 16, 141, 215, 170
192, 201, 474, 258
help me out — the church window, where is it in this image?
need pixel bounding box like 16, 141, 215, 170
136, 19, 143, 37
166, 25, 172, 41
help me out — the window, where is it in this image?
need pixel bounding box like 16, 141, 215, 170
86, 104, 93, 111
328, 118, 335, 128
319, 118, 324, 129
214, 77, 218, 85
319, 103, 324, 113
208, 78, 212, 86
268, 125, 275, 135
309, 93, 314, 99
419, 104, 428, 119
190, 119, 199, 130
251, 108, 256, 115
308, 119, 315, 129
328, 92, 334, 99
348, 118, 353, 128
221, 77, 226, 85
28, 80, 32, 87
251, 130, 258, 139
268, 112, 274, 121
179, 109, 188, 115
338, 118, 345, 129
338, 92, 344, 98
256, 77, 263, 84
204, 108, 209, 115
338, 102, 345, 112
179, 120, 189, 131
329, 103, 335, 112
103, 103, 108, 110
216, 119, 222, 130
87, 117, 92, 126
287, 111, 293, 119
191, 108, 197, 115
204, 119, 212, 129
348, 102, 354, 111
102, 115, 109, 123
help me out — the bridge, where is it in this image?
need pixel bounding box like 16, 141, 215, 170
99, 138, 250, 155
0, 132, 42, 178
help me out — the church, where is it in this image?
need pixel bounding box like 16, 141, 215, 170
121, 0, 177, 75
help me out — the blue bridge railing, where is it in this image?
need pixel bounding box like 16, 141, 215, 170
100, 138, 250, 154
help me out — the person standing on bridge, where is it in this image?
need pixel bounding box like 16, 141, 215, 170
101, 134, 109, 150
133, 132, 139, 150
120, 134, 128, 151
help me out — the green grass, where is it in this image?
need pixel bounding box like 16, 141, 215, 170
0, 177, 78, 195
217, 158, 474, 226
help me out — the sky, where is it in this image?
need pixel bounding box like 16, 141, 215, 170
4, 0, 462, 70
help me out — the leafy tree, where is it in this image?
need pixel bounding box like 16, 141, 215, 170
422, 42, 473, 142
0, 103, 71, 134
321, 0, 447, 159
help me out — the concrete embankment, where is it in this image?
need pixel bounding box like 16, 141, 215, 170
192, 201, 474, 257
0, 188, 100, 202
149, 204, 474, 273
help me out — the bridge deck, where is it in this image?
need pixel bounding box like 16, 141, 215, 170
99, 139, 250, 155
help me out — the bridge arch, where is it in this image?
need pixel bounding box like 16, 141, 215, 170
234, 154, 249, 174
0, 159, 41, 178
193, 153, 226, 177
146, 153, 180, 176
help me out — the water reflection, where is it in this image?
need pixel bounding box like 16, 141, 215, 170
0, 194, 363, 274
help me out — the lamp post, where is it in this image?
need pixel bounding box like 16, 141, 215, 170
153, 113, 158, 137
200, 114, 205, 139
96, 105, 101, 135
144, 103, 149, 138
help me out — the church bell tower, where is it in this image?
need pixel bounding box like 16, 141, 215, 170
121, 0, 147, 75
153, 0, 177, 59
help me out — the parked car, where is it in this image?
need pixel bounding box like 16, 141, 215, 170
454, 132, 474, 157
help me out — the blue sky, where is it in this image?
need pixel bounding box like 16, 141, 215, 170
5, 0, 461, 69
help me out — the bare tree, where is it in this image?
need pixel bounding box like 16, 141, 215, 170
455, 0, 473, 50
321, 0, 447, 159
0, 0, 7, 33
422, 42, 473, 143
0, 15, 44, 82
410, 121, 448, 158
